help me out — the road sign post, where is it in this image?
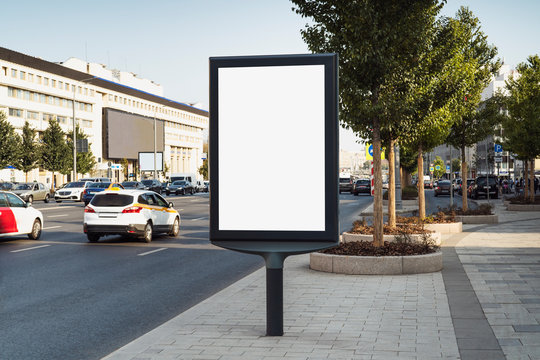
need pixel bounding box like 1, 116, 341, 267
209, 54, 339, 336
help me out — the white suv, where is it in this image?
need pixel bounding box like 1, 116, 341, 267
83, 189, 180, 243
55, 181, 92, 202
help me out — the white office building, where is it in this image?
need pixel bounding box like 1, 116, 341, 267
0, 47, 208, 187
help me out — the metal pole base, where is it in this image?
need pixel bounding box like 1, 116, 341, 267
266, 267, 283, 336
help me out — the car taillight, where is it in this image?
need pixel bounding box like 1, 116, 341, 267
84, 206, 95, 213
82, 190, 87, 196
122, 206, 143, 213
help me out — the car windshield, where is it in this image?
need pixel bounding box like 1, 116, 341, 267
477, 177, 497, 186
357, 180, 370, 185
142, 180, 153, 185
438, 181, 450, 185
91, 194, 133, 206
339, 178, 350, 183
90, 182, 111, 188
14, 184, 32, 190
172, 181, 186, 185
65, 182, 85, 188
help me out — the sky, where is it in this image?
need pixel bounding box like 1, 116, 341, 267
1, 0, 539, 152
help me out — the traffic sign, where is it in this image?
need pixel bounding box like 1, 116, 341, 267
495, 156, 503, 163
435, 165, 441, 171
429, 166, 434, 173
494, 144, 503, 153
365, 143, 385, 160
446, 165, 451, 174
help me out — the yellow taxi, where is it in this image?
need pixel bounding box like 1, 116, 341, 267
83, 189, 180, 243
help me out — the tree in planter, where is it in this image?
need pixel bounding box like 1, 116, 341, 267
40, 119, 70, 189
501, 55, 540, 202
292, 0, 446, 245
451, 158, 461, 173
17, 121, 40, 182
399, 144, 418, 187
0, 111, 22, 170
444, 8, 499, 211
66, 125, 97, 178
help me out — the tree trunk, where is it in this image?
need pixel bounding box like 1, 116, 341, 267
530, 160, 535, 202
461, 145, 468, 212
417, 144, 425, 219
388, 139, 396, 227
372, 120, 384, 247
401, 167, 409, 187
524, 161, 529, 199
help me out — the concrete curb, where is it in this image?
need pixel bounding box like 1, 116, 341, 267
310, 251, 442, 275
342, 231, 441, 246
455, 214, 498, 224
424, 222, 462, 234
506, 203, 540, 211
382, 199, 417, 206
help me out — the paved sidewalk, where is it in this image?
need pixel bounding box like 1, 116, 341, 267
103, 202, 540, 360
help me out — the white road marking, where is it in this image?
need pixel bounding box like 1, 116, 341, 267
47, 214, 68, 218
137, 248, 167, 256
43, 226, 62, 230
191, 217, 208, 221
38, 206, 81, 211
11, 245, 51, 253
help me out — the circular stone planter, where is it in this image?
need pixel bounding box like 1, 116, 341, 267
342, 231, 441, 246
454, 214, 498, 224
310, 251, 442, 275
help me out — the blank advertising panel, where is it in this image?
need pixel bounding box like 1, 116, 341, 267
209, 54, 339, 244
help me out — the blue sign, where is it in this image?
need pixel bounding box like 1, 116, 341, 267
494, 144, 503, 153
368, 144, 373, 156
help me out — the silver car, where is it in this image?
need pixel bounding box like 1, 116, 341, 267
11, 182, 51, 204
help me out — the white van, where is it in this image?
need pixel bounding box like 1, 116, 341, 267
169, 173, 197, 184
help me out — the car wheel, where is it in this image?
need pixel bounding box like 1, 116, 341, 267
27, 218, 42, 240
169, 217, 180, 237
434, 193, 438, 197
44, 194, 50, 203
190, 189, 194, 195
27, 195, 33, 204
143, 222, 153, 243
166, 191, 170, 196
181, 189, 185, 196
87, 234, 100, 243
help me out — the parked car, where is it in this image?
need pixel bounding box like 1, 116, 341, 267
434, 180, 452, 197
10, 182, 50, 204
80, 177, 111, 183
339, 177, 353, 194
468, 175, 499, 199
121, 181, 146, 190
203, 181, 209, 193
0, 182, 15, 190
352, 179, 371, 195
141, 179, 162, 194
82, 182, 124, 205
193, 180, 206, 193
166, 180, 195, 195
0, 191, 43, 240
83, 190, 180, 243
54, 181, 92, 202
423, 180, 433, 189
459, 179, 475, 195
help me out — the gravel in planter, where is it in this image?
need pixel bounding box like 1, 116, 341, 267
321, 240, 438, 257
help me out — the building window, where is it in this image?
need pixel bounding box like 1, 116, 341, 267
84, 88, 88, 96
2, 66, 6, 76
28, 73, 34, 82
90, 89, 94, 96
108, 94, 113, 101
65, 83, 70, 91
24, 90, 30, 100
44, 77, 49, 86
82, 119, 92, 128
11, 69, 17, 77
58, 81, 63, 89
51, 79, 56, 88
43, 113, 54, 122
27, 111, 39, 120
9, 108, 23, 117
37, 75, 42, 84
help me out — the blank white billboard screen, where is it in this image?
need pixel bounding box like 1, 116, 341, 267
218, 65, 325, 231
139, 152, 163, 171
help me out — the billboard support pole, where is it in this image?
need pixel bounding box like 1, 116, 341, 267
263, 252, 287, 336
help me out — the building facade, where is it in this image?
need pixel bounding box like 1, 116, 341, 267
0, 47, 208, 186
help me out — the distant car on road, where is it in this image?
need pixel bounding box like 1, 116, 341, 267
83, 190, 180, 243
203, 181, 209, 193
423, 180, 433, 189
0, 182, 15, 190
11, 182, 50, 204
458, 179, 475, 195
141, 179, 162, 194
0, 191, 43, 240
352, 179, 371, 195
83, 182, 124, 205
121, 181, 146, 190
468, 175, 499, 199
54, 181, 92, 202
434, 180, 452, 197
339, 177, 353, 194
166, 180, 195, 196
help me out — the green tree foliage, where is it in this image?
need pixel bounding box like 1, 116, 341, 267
443, 7, 499, 211
121, 158, 129, 179
501, 55, 540, 201
452, 158, 461, 173
198, 159, 208, 180
41, 119, 70, 188
66, 125, 97, 176
0, 111, 22, 169
17, 121, 40, 180
292, 0, 446, 245
433, 156, 445, 178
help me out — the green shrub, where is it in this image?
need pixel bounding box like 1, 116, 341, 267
382, 185, 418, 200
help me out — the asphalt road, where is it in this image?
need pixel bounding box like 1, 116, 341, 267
0, 192, 372, 360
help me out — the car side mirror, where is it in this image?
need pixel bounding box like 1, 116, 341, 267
168, 202, 174, 208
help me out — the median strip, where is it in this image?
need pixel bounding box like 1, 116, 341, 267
137, 248, 167, 256
11, 245, 51, 253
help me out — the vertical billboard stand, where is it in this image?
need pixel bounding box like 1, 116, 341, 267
209, 54, 339, 336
